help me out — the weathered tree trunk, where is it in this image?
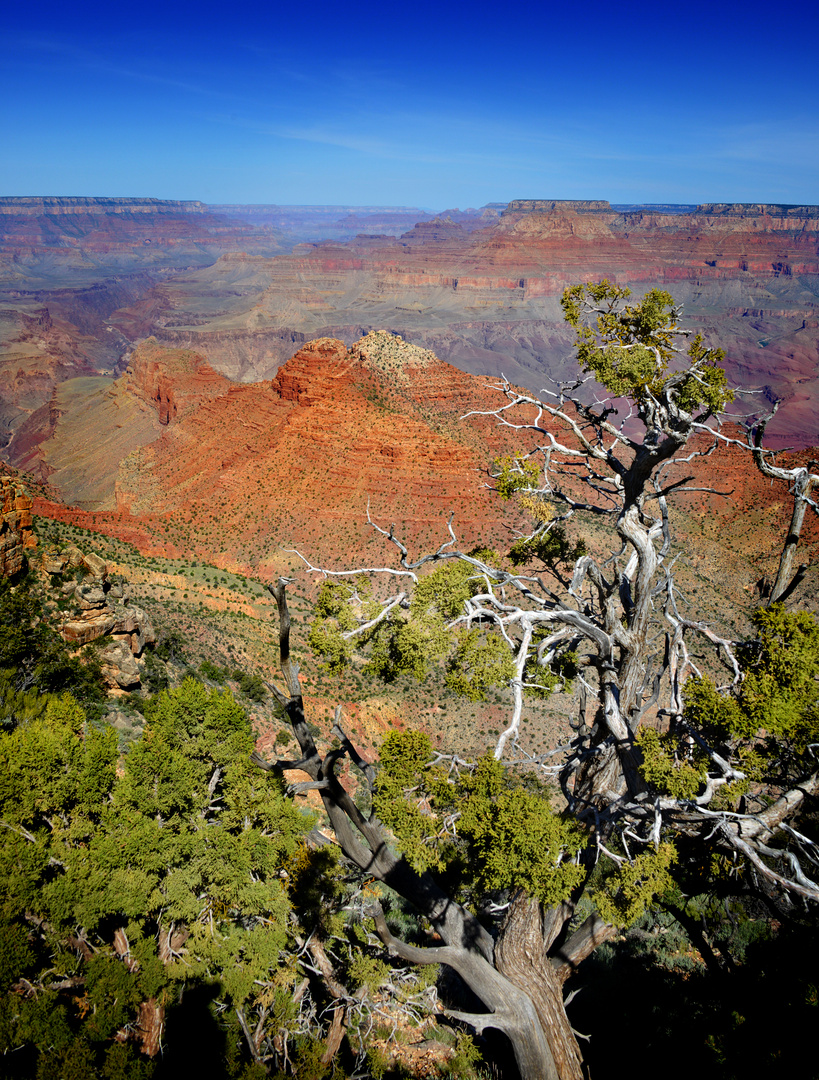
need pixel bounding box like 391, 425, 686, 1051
770, 469, 813, 603
263, 580, 568, 1080
495, 896, 585, 1080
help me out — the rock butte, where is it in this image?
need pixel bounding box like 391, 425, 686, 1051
30, 333, 535, 569
23, 333, 819, 612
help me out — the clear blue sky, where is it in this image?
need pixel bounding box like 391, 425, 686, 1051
3, 0, 817, 208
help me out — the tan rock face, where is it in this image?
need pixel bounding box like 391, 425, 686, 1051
55, 552, 154, 658
0, 473, 35, 577
99, 640, 141, 690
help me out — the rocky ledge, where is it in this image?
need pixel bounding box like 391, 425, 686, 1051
44, 545, 155, 689
0, 474, 36, 577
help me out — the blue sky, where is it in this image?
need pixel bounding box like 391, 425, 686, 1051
3, 0, 818, 208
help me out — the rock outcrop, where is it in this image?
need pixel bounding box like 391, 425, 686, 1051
126, 339, 231, 425
31, 334, 535, 571
48, 547, 156, 660
0, 473, 35, 577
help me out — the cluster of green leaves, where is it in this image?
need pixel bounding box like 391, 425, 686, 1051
374, 732, 586, 906
491, 454, 541, 499
444, 629, 515, 701
635, 606, 819, 813
522, 637, 579, 699
560, 280, 733, 416
0, 680, 310, 1078
307, 578, 376, 674
636, 727, 708, 799
592, 843, 678, 928
684, 605, 819, 775
508, 523, 587, 570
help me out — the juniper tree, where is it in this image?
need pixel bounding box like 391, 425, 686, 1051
0, 681, 311, 1078
258, 282, 819, 1080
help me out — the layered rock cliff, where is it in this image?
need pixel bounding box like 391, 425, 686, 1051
144, 204, 819, 445
0, 472, 35, 577
0, 197, 209, 215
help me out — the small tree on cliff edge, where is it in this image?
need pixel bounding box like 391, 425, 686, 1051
255, 282, 819, 1080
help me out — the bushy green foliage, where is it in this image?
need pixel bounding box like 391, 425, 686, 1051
310, 559, 528, 700
365, 614, 451, 682
594, 844, 678, 928
411, 559, 485, 622
508, 523, 586, 569
637, 728, 708, 799
685, 605, 819, 765
307, 621, 352, 674
0, 680, 310, 1077
373, 731, 447, 871
374, 734, 586, 905
307, 578, 374, 673
347, 953, 391, 992
445, 629, 515, 701
457, 775, 586, 904
560, 281, 733, 416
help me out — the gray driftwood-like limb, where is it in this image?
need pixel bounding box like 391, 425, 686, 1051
750, 405, 819, 604
256, 580, 565, 1080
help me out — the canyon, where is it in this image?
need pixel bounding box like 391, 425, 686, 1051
1, 194, 818, 584
2, 196, 816, 460
152, 199, 817, 447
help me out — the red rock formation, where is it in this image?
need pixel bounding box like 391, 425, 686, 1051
127, 339, 231, 425
0, 472, 35, 577
31, 335, 533, 571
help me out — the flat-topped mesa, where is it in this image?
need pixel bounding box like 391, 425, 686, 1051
504, 199, 612, 214
696, 202, 819, 218
0, 196, 208, 215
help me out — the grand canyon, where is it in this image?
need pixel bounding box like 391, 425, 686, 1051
2, 193, 819, 1080
1, 194, 816, 572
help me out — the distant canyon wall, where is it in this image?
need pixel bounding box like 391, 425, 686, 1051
1, 196, 818, 455
0, 197, 209, 215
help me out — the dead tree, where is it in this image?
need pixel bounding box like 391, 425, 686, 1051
255, 284, 819, 1079
749, 401, 818, 604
